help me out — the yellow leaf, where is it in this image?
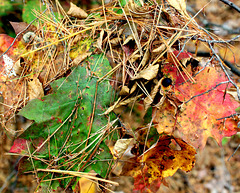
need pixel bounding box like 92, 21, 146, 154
78, 177, 97, 193
167, 0, 189, 18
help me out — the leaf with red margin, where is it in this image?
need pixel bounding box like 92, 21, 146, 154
121, 135, 196, 192
9, 139, 28, 154
0, 34, 27, 124
156, 51, 240, 149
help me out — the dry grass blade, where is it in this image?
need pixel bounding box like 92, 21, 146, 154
37, 169, 119, 185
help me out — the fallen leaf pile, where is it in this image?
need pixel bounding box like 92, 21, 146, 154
0, 0, 240, 192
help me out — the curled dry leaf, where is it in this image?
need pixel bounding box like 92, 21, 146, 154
96, 30, 105, 51
13, 59, 23, 75
139, 49, 150, 67
119, 85, 130, 96
144, 79, 162, 111
72, 52, 92, 66
110, 37, 122, 46
132, 64, 159, 80
152, 43, 166, 53
28, 78, 44, 100
67, 2, 88, 19
123, 34, 134, 45
113, 138, 133, 158
104, 94, 143, 114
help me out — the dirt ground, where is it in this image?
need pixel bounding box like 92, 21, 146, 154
0, 0, 240, 192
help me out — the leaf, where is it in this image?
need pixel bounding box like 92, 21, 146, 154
77, 177, 97, 193
0, 34, 27, 128
113, 138, 133, 158
22, 0, 46, 24
67, 2, 88, 19
0, 0, 14, 17
28, 78, 44, 100
72, 52, 92, 66
12, 54, 114, 189
9, 139, 28, 154
156, 62, 240, 149
132, 64, 159, 80
166, 0, 189, 18
121, 135, 196, 191
10, 22, 29, 35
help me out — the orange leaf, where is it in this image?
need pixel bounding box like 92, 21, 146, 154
156, 63, 240, 149
121, 135, 196, 192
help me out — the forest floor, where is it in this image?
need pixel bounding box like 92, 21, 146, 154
0, 0, 240, 192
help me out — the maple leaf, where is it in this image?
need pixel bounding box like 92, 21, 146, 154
10, 54, 113, 189
121, 135, 196, 192
155, 52, 240, 149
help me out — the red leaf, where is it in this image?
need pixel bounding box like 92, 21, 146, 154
156, 64, 240, 148
9, 139, 28, 154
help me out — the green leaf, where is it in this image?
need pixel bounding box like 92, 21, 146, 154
0, 0, 13, 16
17, 54, 114, 189
22, 0, 46, 24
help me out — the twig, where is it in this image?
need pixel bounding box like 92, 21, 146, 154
198, 34, 240, 43
208, 42, 240, 101
192, 51, 240, 77
228, 144, 240, 160
0, 9, 47, 59
219, 0, 240, 13
216, 113, 239, 120
185, 81, 230, 104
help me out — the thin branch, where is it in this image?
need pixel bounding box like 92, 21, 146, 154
198, 34, 240, 43
208, 42, 240, 101
219, 0, 240, 13
185, 81, 230, 104
0, 9, 47, 59
228, 144, 240, 160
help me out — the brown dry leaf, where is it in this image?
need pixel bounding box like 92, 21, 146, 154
13, 59, 23, 75
113, 138, 133, 158
123, 34, 134, 45
116, 94, 143, 108
104, 94, 143, 114
144, 79, 162, 111
130, 82, 137, 94
119, 85, 130, 95
167, 0, 190, 18
103, 97, 121, 115
67, 2, 88, 19
72, 52, 92, 66
132, 64, 159, 80
96, 30, 105, 51
110, 37, 122, 46
139, 49, 150, 68
28, 78, 44, 100
129, 54, 141, 64
152, 44, 166, 53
